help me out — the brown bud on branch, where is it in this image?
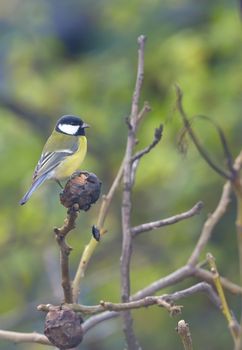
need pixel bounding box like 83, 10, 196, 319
60, 171, 102, 211
44, 307, 83, 349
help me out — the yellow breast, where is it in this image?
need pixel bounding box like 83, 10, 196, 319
54, 136, 87, 179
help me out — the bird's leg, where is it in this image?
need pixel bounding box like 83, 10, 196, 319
56, 179, 64, 189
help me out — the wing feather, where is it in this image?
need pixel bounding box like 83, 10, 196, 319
33, 133, 79, 180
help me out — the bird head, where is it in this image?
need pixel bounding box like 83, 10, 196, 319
55, 115, 90, 136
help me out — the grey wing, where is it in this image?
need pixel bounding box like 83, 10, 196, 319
33, 150, 73, 181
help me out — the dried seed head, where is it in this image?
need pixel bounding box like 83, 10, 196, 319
44, 307, 83, 349
60, 171, 102, 210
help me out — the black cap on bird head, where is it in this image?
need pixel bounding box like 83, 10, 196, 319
55, 115, 90, 136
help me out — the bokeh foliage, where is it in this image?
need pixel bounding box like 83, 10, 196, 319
0, 0, 242, 349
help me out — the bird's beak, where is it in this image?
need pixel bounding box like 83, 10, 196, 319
83, 123, 90, 128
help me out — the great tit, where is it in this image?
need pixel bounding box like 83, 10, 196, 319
20, 115, 89, 205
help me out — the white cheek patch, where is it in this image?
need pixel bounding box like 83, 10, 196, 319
58, 123, 79, 135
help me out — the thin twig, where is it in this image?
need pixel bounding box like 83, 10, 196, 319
38, 296, 182, 316
187, 114, 236, 179
131, 35, 146, 128
130, 124, 163, 185
194, 267, 242, 295
81, 280, 222, 333
175, 84, 231, 180
134, 264, 242, 301
188, 150, 242, 268
83, 311, 118, 334
166, 282, 221, 308
229, 151, 242, 347
177, 320, 193, 350
131, 125, 163, 163
188, 182, 231, 266
38, 282, 220, 317
0, 330, 51, 346
131, 201, 203, 237
133, 265, 192, 300
207, 253, 240, 344
130, 101, 152, 184
54, 204, 79, 303
96, 159, 125, 228
231, 154, 242, 287
130, 158, 140, 186
136, 101, 151, 125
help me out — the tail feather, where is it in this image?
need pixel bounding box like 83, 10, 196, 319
19, 173, 49, 205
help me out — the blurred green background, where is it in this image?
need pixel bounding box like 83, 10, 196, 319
0, 0, 242, 349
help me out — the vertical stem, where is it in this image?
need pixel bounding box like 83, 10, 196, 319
232, 177, 242, 281
120, 35, 146, 350
121, 130, 139, 349
207, 253, 240, 347
121, 132, 134, 301
233, 178, 242, 349
234, 183, 242, 281
54, 207, 78, 304
54, 232, 73, 304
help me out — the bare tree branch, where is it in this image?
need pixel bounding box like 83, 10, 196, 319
194, 267, 242, 295
81, 281, 221, 334
133, 265, 192, 300
231, 151, 242, 281
120, 34, 147, 350
131, 201, 203, 237
0, 330, 51, 346
54, 204, 79, 303
83, 311, 119, 334
175, 84, 232, 180
120, 35, 146, 350
187, 150, 242, 267
38, 296, 182, 316
188, 182, 231, 266
130, 125, 163, 184
136, 101, 151, 125
167, 282, 221, 308
207, 253, 240, 345
39, 281, 221, 316
131, 125, 163, 163
134, 264, 242, 302
131, 36, 146, 128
